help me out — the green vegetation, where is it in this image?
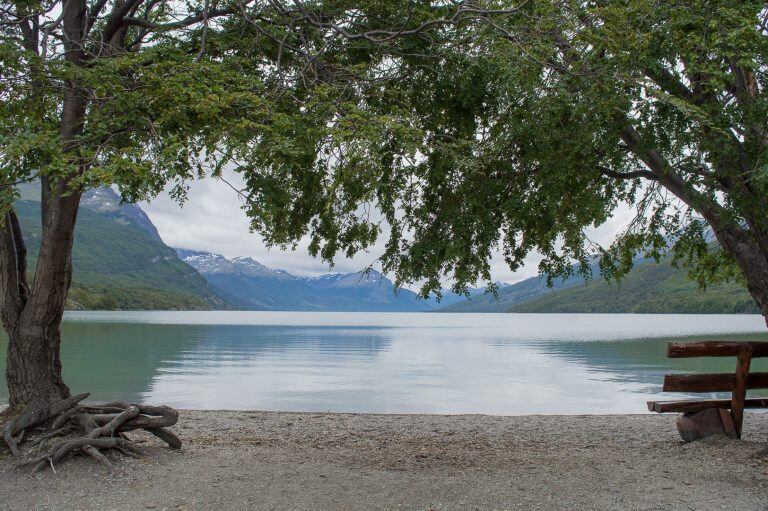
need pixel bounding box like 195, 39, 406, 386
438, 275, 579, 313
15, 200, 220, 310
65, 283, 215, 311
4, 1, 768, 307
513, 261, 759, 314
218, 2, 768, 317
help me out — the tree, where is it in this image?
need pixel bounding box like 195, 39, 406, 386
0, 0, 497, 419
0, 2, 507, 466
234, 1, 768, 326
1, 0, 219, 412
3, 0, 768, 465
0, 0, 395, 465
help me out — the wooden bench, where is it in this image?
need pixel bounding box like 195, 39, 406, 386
647, 341, 768, 440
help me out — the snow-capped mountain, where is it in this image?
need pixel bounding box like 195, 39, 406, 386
177, 249, 448, 311
80, 187, 163, 242
176, 250, 290, 279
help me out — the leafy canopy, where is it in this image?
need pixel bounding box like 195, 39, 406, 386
234, 1, 768, 297
0, 0, 392, 207
3, 0, 768, 298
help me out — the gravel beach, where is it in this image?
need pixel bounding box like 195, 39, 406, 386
1, 410, 767, 510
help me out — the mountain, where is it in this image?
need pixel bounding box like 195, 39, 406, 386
436, 274, 580, 312
178, 249, 440, 311
79, 187, 162, 242
15, 184, 225, 310
510, 259, 758, 314
436, 256, 757, 314
20, 184, 752, 314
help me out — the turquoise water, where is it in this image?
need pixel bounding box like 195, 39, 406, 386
1, 312, 767, 414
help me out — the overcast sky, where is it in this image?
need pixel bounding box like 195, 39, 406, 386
140, 170, 637, 285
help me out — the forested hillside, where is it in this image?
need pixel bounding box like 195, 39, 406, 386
511, 261, 758, 314
436, 258, 757, 314
436, 274, 578, 312
15, 191, 224, 310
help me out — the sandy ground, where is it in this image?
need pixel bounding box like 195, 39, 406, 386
0, 410, 767, 511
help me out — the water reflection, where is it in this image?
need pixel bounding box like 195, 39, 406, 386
528, 333, 768, 406
0, 312, 766, 414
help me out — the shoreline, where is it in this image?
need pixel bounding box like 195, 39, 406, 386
1, 410, 767, 510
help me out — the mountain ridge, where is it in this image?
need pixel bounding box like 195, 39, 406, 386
15, 184, 225, 310
14, 182, 758, 314
435, 273, 578, 312
510, 259, 759, 314
177, 248, 443, 311
435, 257, 758, 314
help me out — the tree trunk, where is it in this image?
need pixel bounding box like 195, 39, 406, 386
5, 181, 81, 409
0, 0, 88, 411
706, 221, 768, 327
1, 183, 80, 409
5, 323, 69, 409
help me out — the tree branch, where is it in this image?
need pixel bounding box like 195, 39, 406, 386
643, 66, 701, 107
729, 60, 768, 153
619, 124, 726, 226
8, 210, 29, 305
122, 7, 235, 31
87, 0, 111, 34
597, 165, 657, 181
292, 1, 529, 44
0, 209, 27, 326
100, 0, 144, 44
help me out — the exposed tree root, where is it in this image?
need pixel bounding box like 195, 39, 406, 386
1, 395, 181, 472
2, 393, 90, 456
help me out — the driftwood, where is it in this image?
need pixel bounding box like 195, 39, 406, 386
1, 395, 180, 472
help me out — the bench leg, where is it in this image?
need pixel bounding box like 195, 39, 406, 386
731, 343, 753, 439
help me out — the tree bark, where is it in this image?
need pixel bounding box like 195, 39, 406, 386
2, 177, 82, 408
3, 181, 83, 411
1, 0, 87, 411
710, 222, 768, 326
5, 326, 70, 410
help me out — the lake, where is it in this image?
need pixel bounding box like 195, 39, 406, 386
1, 312, 767, 414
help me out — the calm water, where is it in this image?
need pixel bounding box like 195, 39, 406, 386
1, 312, 767, 414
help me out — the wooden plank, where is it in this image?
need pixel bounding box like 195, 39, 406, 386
647, 398, 768, 413
662, 371, 768, 392
731, 344, 753, 438
667, 341, 768, 358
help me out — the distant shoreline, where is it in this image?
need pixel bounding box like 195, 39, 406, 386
61, 308, 766, 314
